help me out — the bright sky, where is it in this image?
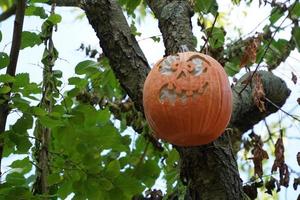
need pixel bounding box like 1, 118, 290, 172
0, 0, 300, 199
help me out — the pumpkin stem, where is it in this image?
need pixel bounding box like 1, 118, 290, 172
179, 44, 190, 52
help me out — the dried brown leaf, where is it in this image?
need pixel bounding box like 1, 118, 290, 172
249, 131, 261, 143
252, 145, 269, 178
293, 178, 300, 190
280, 164, 290, 187
292, 72, 298, 84
298, 194, 300, 200
272, 138, 285, 173
297, 152, 300, 166
272, 138, 290, 187
265, 176, 280, 195
243, 184, 258, 200
233, 77, 238, 83
240, 37, 261, 68
252, 73, 266, 112
145, 189, 163, 200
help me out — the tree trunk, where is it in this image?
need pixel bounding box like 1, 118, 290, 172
176, 133, 248, 200
81, 0, 290, 199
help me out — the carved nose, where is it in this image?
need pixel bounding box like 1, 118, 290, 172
177, 70, 189, 79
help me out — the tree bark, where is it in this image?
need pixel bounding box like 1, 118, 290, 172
146, 0, 196, 55
81, 1, 290, 199
176, 133, 248, 200
83, 0, 150, 112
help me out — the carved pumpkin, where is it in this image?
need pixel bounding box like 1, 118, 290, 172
143, 52, 232, 146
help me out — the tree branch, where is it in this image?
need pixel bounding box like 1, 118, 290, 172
0, 0, 26, 175
145, 0, 196, 55
231, 71, 290, 131
230, 71, 291, 152
82, 0, 150, 111
200, 12, 219, 53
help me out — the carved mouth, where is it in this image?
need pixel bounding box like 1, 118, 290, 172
159, 82, 209, 105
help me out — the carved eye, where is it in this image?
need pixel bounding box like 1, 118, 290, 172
192, 58, 204, 76
159, 55, 179, 75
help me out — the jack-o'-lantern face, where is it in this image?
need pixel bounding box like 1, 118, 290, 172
158, 54, 209, 105
143, 52, 232, 146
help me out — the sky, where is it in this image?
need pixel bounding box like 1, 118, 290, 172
0, 0, 300, 199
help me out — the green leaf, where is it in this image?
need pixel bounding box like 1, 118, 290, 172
48, 173, 62, 186
99, 178, 114, 191
67, 87, 80, 98
21, 31, 42, 49
40, 20, 53, 39
0, 85, 11, 94
0, 185, 33, 199
134, 159, 160, 187
12, 114, 33, 132
97, 108, 111, 125
0, 52, 9, 69
105, 160, 120, 179
57, 181, 72, 199
293, 27, 300, 52
50, 105, 65, 117
166, 149, 179, 165
114, 173, 144, 196
231, 0, 241, 4
62, 96, 73, 110
53, 69, 63, 78
11, 94, 31, 111
130, 22, 141, 36
10, 157, 32, 174
6, 172, 26, 186
68, 77, 88, 89
206, 27, 225, 49
291, 2, 300, 19
39, 116, 64, 128
31, 107, 47, 116
224, 61, 240, 76
269, 8, 284, 25
0, 31, 2, 42
0, 74, 15, 83
195, 0, 218, 15
150, 36, 160, 43
48, 14, 62, 24
126, 0, 142, 14
25, 6, 48, 19
41, 46, 59, 65
14, 73, 30, 87
98, 125, 128, 151
75, 60, 99, 75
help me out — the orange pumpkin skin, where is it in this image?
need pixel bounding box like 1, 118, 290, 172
143, 52, 232, 146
